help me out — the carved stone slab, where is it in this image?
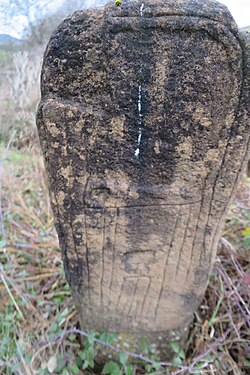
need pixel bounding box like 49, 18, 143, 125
37, 0, 249, 358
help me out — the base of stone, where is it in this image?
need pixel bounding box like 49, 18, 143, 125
78, 316, 191, 364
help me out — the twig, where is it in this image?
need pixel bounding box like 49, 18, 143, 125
30, 342, 53, 372
17, 341, 33, 375
171, 328, 233, 375
0, 358, 8, 367
0, 131, 16, 240
214, 263, 250, 328
15, 273, 61, 282
2, 241, 59, 256
6, 242, 48, 252
0, 267, 25, 320
220, 237, 243, 277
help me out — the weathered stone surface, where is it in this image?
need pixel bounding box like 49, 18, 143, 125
37, 0, 249, 359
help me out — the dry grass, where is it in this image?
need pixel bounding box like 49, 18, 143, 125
0, 138, 249, 374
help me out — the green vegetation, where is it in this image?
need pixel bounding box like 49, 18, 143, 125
0, 49, 12, 67
0, 144, 249, 374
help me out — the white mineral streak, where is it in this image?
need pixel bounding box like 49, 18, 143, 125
135, 1, 145, 157
135, 83, 143, 157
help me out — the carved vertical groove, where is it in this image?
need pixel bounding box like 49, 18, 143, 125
176, 204, 192, 276
154, 205, 181, 317
84, 211, 90, 300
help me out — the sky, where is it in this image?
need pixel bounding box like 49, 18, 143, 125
219, 0, 250, 27
0, 0, 249, 39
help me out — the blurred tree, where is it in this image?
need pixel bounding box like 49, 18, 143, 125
1, 0, 108, 46
1, 0, 52, 44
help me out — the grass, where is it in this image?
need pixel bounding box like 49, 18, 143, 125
0, 139, 249, 374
